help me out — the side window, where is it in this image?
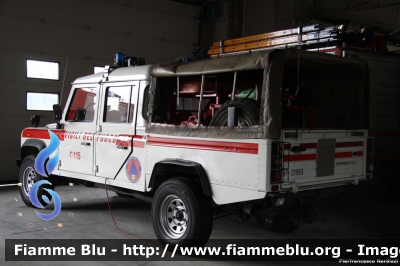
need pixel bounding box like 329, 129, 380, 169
104, 86, 135, 123
141, 85, 150, 121
151, 70, 263, 127
66, 88, 97, 122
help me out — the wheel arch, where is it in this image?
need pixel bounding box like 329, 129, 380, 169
17, 139, 46, 167
148, 159, 212, 197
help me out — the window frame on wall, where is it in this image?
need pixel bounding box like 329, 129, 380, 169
26, 59, 60, 80
26, 91, 60, 111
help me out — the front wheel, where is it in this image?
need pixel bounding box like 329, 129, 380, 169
152, 177, 213, 249
18, 155, 53, 208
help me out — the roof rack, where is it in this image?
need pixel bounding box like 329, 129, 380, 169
208, 24, 345, 58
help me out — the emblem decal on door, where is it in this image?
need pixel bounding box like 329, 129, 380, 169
125, 157, 141, 183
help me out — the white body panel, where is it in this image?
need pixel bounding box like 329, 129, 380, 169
145, 135, 267, 204
20, 64, 368, 206
58, 84, 99, 176
280, 130, 367, 191
94, 80, 147, 192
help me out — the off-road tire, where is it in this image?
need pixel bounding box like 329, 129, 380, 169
209, 98, 260, 126
152, 177, 213, 249
18, 155, 53, 208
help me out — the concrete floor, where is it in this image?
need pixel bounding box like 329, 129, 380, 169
0, 182, 399, 266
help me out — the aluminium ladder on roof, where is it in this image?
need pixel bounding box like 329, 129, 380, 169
208, 24, 343, 58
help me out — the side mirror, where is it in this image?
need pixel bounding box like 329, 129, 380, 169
75, 108, 86, 121
53, 104, 62, 121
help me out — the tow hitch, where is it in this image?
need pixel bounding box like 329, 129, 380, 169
254, 207, 327, 233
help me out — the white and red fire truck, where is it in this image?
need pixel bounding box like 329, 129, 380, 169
17, 49, 371, 248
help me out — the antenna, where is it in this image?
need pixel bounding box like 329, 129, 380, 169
60, 56, 69, 104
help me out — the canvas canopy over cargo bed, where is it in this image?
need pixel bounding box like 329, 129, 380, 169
147, 49, 369, 139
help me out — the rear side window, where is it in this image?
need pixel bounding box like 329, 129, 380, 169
151, 70, 263, 127
66, 88, 97, 122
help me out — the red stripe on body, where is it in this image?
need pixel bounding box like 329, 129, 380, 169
335, 151, 363, 158
284, 143, 318, 150
336, 141, 363, 148
22, 129, 144, 148
299, 143, 318, 149
114, 135, 145, 148
115, 134, 134, 147
147, 137, 258, 154
284, 154, 317, 162
284, 142, 363, 151
284, 151, 364, 162
22, 128, 66, 141
133, 135, 145, 148
284, 143, 291, 150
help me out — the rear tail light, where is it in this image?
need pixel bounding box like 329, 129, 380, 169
272, 142, 282, 156
271, 171, 281, 183
272, 158, 280, 168
271, 185, 280, 191
270, 141, 286, 186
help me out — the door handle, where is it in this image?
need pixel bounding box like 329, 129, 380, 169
81, 142, 91, 146
117, 146, 128, 150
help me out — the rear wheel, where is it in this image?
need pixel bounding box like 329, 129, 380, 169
19, 155, 53, 208
152, 177, 213, 249
209, 98, 260, 126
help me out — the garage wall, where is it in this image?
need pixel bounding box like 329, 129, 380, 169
301, 0, 400, 32
240, 0, 400, 43
243, 0, 298, 36
0, 0, 198, 181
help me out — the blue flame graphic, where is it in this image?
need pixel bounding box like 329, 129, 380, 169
34, 130, 60, 177
29, 180, 62, 221
30, 129, 62, 221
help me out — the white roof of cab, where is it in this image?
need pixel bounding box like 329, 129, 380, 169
73, 64, 153, 84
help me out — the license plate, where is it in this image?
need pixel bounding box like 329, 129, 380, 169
284, 166, 305, 179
